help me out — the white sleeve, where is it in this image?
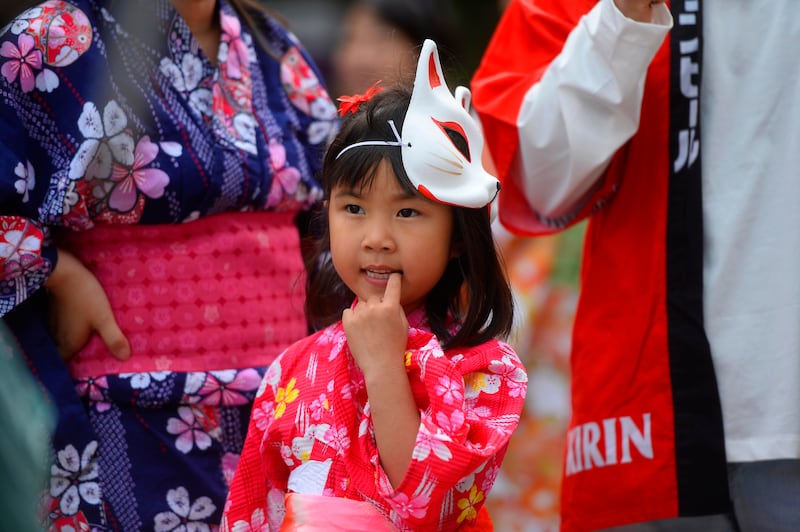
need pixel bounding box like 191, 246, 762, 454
516, 0, 672, 217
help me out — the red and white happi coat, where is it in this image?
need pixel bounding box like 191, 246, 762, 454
221, 308, 527, 531
472, 1, 731, 530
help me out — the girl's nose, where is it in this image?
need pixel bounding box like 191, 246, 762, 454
362, 219, 395, 252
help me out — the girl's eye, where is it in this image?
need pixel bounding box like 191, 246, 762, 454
345, 204, 363, 214
397, 208, 418, 218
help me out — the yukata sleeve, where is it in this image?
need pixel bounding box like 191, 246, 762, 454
375, 332, 528, 529
222, 359, 290, 532
0, 32, 60, 317
471, 0, 672, 235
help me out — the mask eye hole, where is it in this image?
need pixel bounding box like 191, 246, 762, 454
434, 119, 471, 162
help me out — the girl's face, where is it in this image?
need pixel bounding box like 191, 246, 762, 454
329, 159, 455, 314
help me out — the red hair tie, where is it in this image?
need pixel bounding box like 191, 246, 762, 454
337, 81, 383, 117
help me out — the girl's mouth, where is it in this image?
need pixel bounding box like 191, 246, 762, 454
364, 269, 398, 280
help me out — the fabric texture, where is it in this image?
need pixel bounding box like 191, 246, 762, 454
472, 0, 730, 530
222, 307, 527, 531
58, 211, 307, 378
0, 0, 337, 529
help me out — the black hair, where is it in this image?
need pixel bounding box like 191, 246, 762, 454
305, 85, 514, 349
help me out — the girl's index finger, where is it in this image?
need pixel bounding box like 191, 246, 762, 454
383, 272, 402, 304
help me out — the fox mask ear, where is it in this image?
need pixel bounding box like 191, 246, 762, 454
400, 39, 500, 210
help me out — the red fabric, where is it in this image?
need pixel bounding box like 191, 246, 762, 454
58, 211, 307, 377
221, 310, 527, 531
472, 2, 680, 530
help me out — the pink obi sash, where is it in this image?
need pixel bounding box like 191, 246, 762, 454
281, 493, 494, 530
58, 212, 308, 379
282, 493, 399, 531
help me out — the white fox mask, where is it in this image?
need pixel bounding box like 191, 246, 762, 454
401, 39, 500, 211
335, 39, 500, 213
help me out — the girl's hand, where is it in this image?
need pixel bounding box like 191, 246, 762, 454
614, 0, 666, 23
342, 273, 419, 487
45, 248, 130, 362
342, 273, 408, 376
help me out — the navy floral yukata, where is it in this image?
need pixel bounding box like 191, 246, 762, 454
0, 0, 337, 529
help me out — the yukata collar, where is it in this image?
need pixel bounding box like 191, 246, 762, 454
105, 0, 240, 55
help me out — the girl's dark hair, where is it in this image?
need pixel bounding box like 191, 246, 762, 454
305, 86, 514, 349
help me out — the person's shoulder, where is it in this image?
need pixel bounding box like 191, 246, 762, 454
4, 1, 95, 37
1, 1, 97, 70
449, 337, 524, 373
279, 322, 344, 360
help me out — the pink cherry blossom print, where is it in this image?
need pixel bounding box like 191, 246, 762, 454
196, 369, 262, 406
75, 376, 111, 412
166, 407, 213, 454
266, 139, 301, 207
0, 33, 42, 92
266, 167, 301, 208
388, 491, 430, 521
108, 136, 169, 212
220, 12, 249, 80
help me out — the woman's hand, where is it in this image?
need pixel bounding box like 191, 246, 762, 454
45, 247, 130, 362
614, 0, 666, 23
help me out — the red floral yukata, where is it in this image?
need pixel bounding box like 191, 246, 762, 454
222, 307, 528, 531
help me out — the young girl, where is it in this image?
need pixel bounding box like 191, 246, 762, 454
222, 40, 527, 531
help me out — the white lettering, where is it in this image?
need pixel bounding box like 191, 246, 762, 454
565, 413, 654, 476
566, 425, 583, 475
603, 417, 618, 466
620, 413, 653, 463
673, 1, 702, 173
582, 422, 604, 470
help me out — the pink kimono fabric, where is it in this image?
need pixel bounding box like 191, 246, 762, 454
221, 308, 527, 531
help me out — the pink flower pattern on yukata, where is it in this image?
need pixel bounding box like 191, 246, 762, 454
266, 139, 302, 209
0, 33, 42, 92
219, 12, 250, 81
184, 369, 262, 406
75, 376, 111, 412
108, 135, 169, 212
166, 406, 214, 454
